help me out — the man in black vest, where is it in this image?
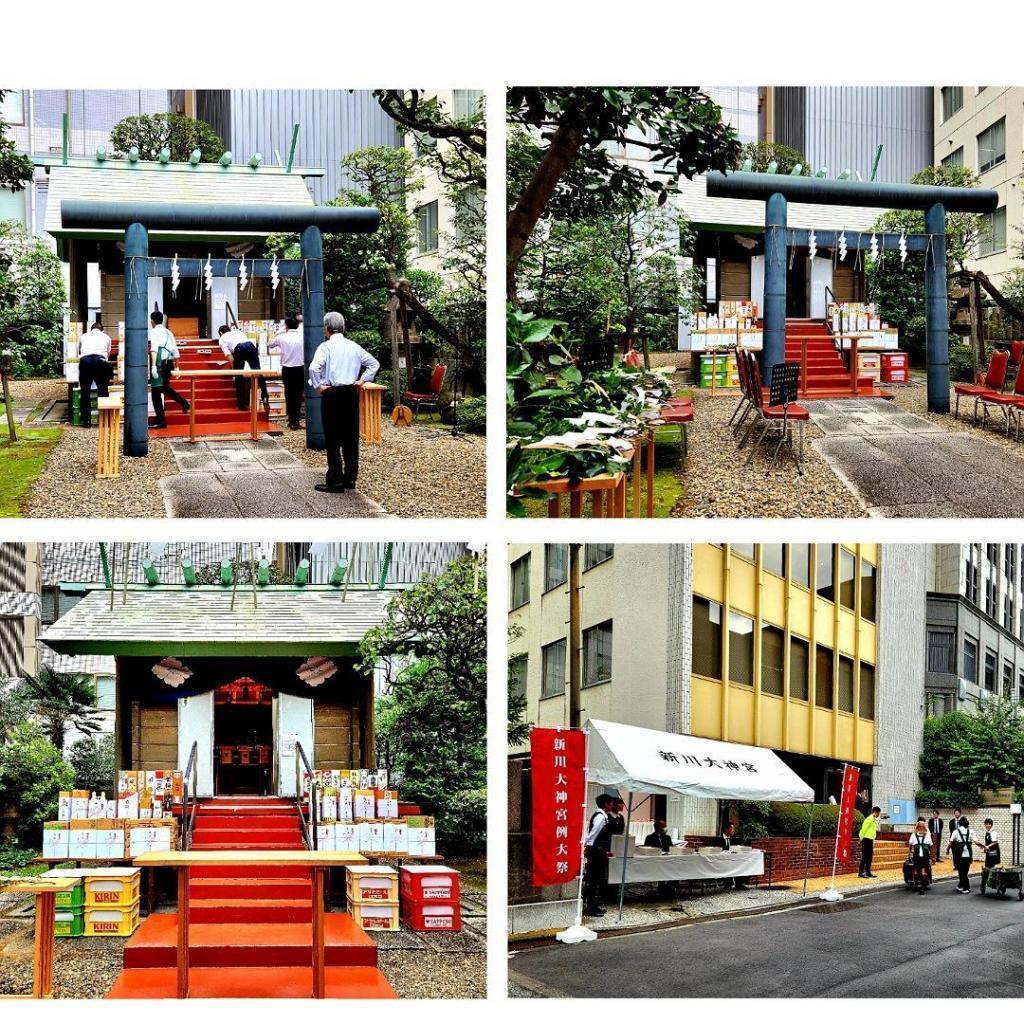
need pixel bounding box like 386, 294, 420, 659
583, 794, 614, 917
979, 818, 1001, 894
928, 809, 944, 863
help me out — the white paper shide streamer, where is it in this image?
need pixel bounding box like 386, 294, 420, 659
170, 254, 180, 295
807, 229, 817, 262
270, 255, 280, 295
838, 230, 847, 263
899, 228, 908, 267
238, 257, 248, 293
869, 233, 879, 263
203, 254, 213, 292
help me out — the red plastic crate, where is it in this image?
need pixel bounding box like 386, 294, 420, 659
400, 898, 462, 932
882, 352, 909, 383
399, 865, 460, 903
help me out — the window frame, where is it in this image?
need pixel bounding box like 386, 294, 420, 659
540, 638, 567, 699
582, 619, 613, 688
415, 200, 439, 254
691, 595, 723, 680
543, 544, 568, 594
509, 554, 531, 610
977, 117, 1006, 174
583, 544, 614, 571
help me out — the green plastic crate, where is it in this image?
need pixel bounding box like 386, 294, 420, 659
55, 909, 84, 938
55, 882, 85, 911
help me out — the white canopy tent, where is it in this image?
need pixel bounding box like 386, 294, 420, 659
584, 719, 814, 919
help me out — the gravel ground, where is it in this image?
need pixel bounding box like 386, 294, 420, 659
674, 385, 866, 518
891, 377, 1024, 463
8, 378, 67, 407
276, 420, 485, 519
21, 425, 176, 518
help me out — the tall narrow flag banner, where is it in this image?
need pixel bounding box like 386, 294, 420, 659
530, 727, 586, 887
837, 764, 861, 864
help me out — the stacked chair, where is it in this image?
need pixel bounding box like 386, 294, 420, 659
953, 348, 1009, 424
977, 347, 1024, 440
733, 347, 809, 471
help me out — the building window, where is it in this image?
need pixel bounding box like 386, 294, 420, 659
815, 645, 834, 709
94, 675, 115, 712
415, 201, 439, 253
1019, 670, 1024, 701
963, 635, 978, 684
761, 624, 785, 696
985, 577, 998, 619
732, 544, 755, 562
927, 630, 956, 674
1005, 544, 1018, 584
583, 620, 613, 687
509, 655, 528, 699
541, 639, 566, 698
859, 663, 875, 719
791, 545, 811, 588
839, 548, 856, 610
816, 545, 835, 602
41, 587, 84, 626
762, 544, 785, 578
942, 147, 964, 169
977, 117, 1005, 174
1, 91, 24, 125
583, 544, 613, 570
1002, 661, 1014, 699
860, 561, 876, 622
452, 89, 483, 119
790, 636, 810, 701
965, 546, 980, 605
728, 611, 754, 686
1005, 594, 1015, 633
940, 86, 963, 122
692, 597, 722, 679
984, 649, 997, 692
838, 656, 854, 713
543, 544, 568, 592
978, 207, 1007, 257
509, 554, 530, 610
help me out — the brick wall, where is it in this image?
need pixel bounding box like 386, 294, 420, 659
747, 836, 868, 883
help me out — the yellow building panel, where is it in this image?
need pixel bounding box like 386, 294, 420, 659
761, 573, 786, 626
837, 714, 856, 760
694, 545, 725, 604
814, 597, 835, 640
837, 609, 857, 656
728, 685, 755, 744
788, 585, 812, 636
729, 558, 757, 615
759, 694, 784, 748
861, 544, 879, 566
860, 620, 877, 660
857, 720, 875, 763
788, 703, 810, 754
692, 676, 723, 739
814, 708, 834, 757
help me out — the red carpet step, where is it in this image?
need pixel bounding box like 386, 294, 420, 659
108, 966, 397, 999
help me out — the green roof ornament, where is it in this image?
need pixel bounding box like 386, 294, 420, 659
128, 146, 139, 164
142, 559, 160, 586
95, 146, 106, 163
838, 168, 851, 180
219, 151, 233, 168
189, 149, 201, 166
766, 160, 778, 174
181, 559, 197, 586
329, 560, 347, 587
249, 153, 263, 169
159, 147, 171, 165
740, 157, 753, 172
815, 166, 828, 178
219, 560, 233, 587
789, 164, 802, 176
257, 558, 270, 586
294, 559, 310, 586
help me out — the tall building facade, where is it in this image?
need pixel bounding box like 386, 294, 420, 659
926, 543, 1024, 714
933, 87, 1023, 285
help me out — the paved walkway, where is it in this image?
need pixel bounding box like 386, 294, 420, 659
159, 437, 385, 518
808, 398, 1024, 517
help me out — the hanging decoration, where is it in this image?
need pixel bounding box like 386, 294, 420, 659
170, 254, 180, 296
203, 254, 213, 292
296, 656, 337, 688
270, 255, 280, 295
899, 228, 908, 267
152, 656, 193, 689
238, 256, 248, 293
837, 229, 848, 263
869, 233, 879, 263
807, 229, 817, 262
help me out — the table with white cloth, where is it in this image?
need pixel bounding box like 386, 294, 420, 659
617, 847, 764, 884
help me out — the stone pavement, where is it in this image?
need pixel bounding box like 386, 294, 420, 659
159, 437, 386, 518
807, 398, 1024, 517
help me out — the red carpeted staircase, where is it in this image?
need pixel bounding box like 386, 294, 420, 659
784, 318, 889, 398
107, 796, 397, 999
149, 339, 274, 439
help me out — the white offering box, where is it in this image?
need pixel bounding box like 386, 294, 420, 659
359, 823, 384, 852
382, 822, 408, 853
335, 825, 360, 852
316, 823, 336, 851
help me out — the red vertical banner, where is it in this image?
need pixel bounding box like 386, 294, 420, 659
530, 727, 587, 887
836, 764, 861, 864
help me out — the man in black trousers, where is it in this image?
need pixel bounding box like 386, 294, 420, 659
308, 311, 380, 493
928, 809, 944, 863
583, 794, 614, 917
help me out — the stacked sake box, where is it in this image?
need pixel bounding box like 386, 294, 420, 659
399, 865, 462, 933
83, 867, 141, 937
345, 865, 400, 932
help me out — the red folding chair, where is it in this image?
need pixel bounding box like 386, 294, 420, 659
954, 349, 1009, 424
742, 360, 809, 471
979, 365, 1024, 438
402, 363, 446, 414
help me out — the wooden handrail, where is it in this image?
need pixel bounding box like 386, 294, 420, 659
173, 368, 283, 443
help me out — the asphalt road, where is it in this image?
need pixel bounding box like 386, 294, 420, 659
510, 877, 1024, 998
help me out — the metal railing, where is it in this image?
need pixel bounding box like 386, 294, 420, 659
294, 741, 318, 851
182, 741, 199, 850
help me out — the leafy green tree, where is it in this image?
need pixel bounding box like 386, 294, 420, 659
507, 624, 530, 747
18, 667, 103, 751
109, 112, 224, 162
69, 733, 115, 794
736, 140, 810, 175
358, 555, 486, 855
0, 722, 74, 848
0, 219, 66, 378
0, 90, 33, 192
0, 682, 30, 742
919, 710, 976, 796
867, 164, 981, 363
505, 87, 741, 300
948, 698, 1024, 795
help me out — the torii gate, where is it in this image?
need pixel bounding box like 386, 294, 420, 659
61, 201, 380, 456
705, 172, 999, 413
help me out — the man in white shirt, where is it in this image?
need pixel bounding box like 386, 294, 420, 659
268, 315, 305, 429
149, 312, 190, 429
218, 323, 269, 412
77, 321, 112, 427
583, 794, 614, 917
947, 815, 977, 893
308, 311, 380, 493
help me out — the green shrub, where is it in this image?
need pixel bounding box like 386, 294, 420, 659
767, 802, 865, 839
69, 734, 115, 795
949, 339, 989, 383
437, 787, 486, 856
0, 842, 37, 871
0, 722, 74, 848
454, 395, 486, 435
915, 788, 981, 810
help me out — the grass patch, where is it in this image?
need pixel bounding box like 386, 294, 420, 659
0, 425, 62, 517
520, 425, 686, 518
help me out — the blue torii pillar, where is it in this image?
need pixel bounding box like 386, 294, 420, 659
301, 225, 326, 450
924, 202, 950, 414
762, 192, 788, 387
124, 222, 150, 457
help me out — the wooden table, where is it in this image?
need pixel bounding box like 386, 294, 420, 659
359, 382, 387, 444
0, 876, 79, 999
174, 368, 283, 442
133, 849, 367, 999
530, 471, 627, 518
